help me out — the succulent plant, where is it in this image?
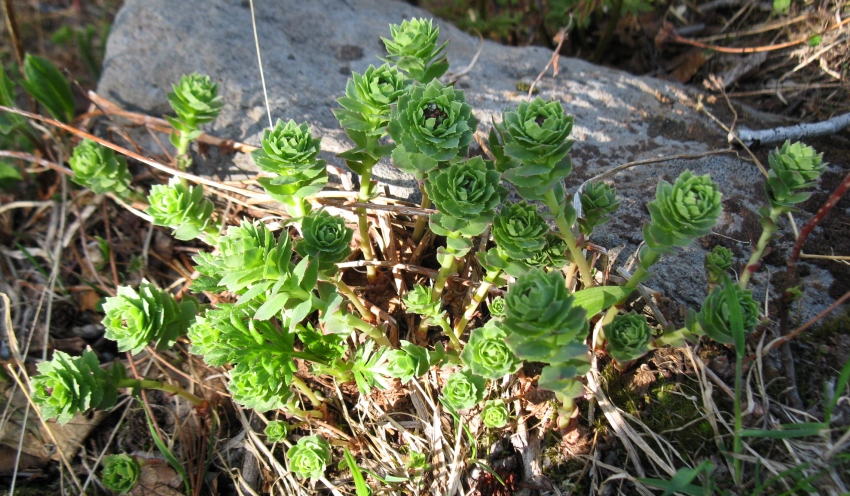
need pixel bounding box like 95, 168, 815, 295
296, 210, 353, 274
385, 341, 444, 384
196, 220, 293, 293
381, 18, 449, 83
403, 284, 444, 321
491, 201, 549, 262
480, 399, 509, 428
101, 454, 142, 495
642, 171, 722, 255
491, 98, 575, 200
166, 73, 223, 158
265, 420, 290, 443
705, 245, 734, 286
538, 356, 592, 405
69, 139, 134, 197
388, 80, 478, 176
529, 233, 571, 269
488, 296, 506, 319
31, 350, 121, 424
252, 119, 327, 212
696, 279, 761, 345
424, 156, 508, 238
334, 63, 407, 137
604, 313, 654, 363
765, 140, 825, 212
228, 355, 295, 412
286, 435, 332, 480
441, 368, 486, 411
102, 280, 198, 355
146, 178, 216, 241
460, 320, 521, 379
578, 181, 620, 236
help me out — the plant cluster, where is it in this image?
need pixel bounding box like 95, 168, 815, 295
15, 16, 837, 493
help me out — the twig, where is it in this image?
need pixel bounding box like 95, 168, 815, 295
527, 21, 571, 100
665, 18, 850, 53
731, 113, 850, 147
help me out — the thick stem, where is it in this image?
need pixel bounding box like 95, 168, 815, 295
345, 314, 392, 347
453, 270, 501, 338
435, 315, 462, 351
334, 278, 372, 322
291, 376, 324, 408
411, 188, 431, 243
543, 189, 594, 288
417, 247, 460, 339
356, 167, 378, 283
118, 378, 204, 407
739, 208, 780, 288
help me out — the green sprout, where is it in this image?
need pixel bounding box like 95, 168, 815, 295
166, 73, 223, 169
228, 355, 296, 412
102, 280, 198, 355
146, 177, 218, 243
295, 210, 353, 275
694, 279, 761, 345
101, 454, 142, 495
252, 119, 327, 219
739, 141, 824, 287
705, 245, 734, 289
480, 399, 510, 428
381, 18, 449, 83
385, 341, 446, 384
31, 350, 204, 425
333, 63, 407, 138
460, 320, 521, 380
488, 296, 506, 319
604, 313, 654, 363
441, 368, 486, 411
491, 201, 549, 264
265, 420, 290, 443
69, 139, 139, 200
286, 435, 332, 480
578, 181, 620, 236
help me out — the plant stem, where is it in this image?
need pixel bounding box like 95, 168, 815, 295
357, 167, 378, 283
411, 188, 431, 243
334, 277, 372, 322
739, 208, 780, 288
417, 243, 461, 339
345, 314, 392, 347
291, 376, 324, 408
543, 189, 594, 288
600, 246, 660, 327
453, 269, 501, 338
434, 315, 462, 351
117, 378, 204, 407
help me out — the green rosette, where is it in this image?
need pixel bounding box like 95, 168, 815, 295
264, 421, 290, 443
102, 280, 197, 355
31, 350, 121, 424
403, 284, 444, 321
425, 156, 508, 238
765, 140, 825, 212
604, 313, 654, 363
491, 201, 549, 263
388, 80, 478, 177
460, 320, 521, 379
381, 18, 449, 82
502, 268, 589, 363
492, 98, 575, 199
227, 355, 295, 412
696, 280, 761, 345
642, 171, 722, 254
286, 435, 332, 480
101, 454, 142, 495
385, 341, 444, 384
441, 369, 486, 411
69, 139, 134, 197
166, 73, 223, 151
334, 63, 407, 137
488, 296, 506, 319
480, 399, 510, 428
295, 210, 353, 274
705, 245, 734, 285
578, 181, 620, 236
146, 178, 216, 241
252, 119, 328, 208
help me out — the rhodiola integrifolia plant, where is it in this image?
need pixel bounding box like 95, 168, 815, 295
38, 17, 828, 483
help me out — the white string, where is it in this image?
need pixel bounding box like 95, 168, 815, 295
248, 0, 273, 129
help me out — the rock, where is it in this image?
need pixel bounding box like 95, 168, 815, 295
97, 0, 835, 319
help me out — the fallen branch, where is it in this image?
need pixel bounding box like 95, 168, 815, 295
731, 112, 850, 147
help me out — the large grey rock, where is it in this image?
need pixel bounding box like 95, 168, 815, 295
97, 0, 834, 320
